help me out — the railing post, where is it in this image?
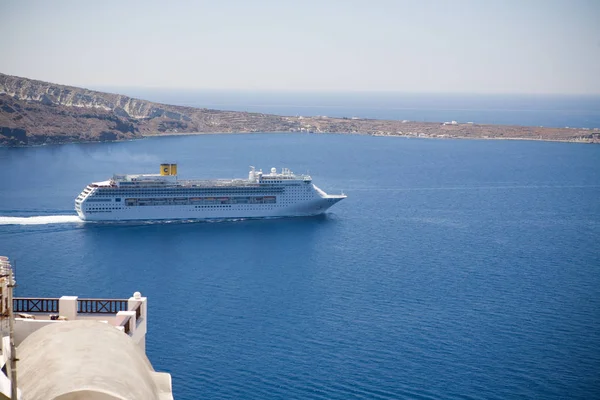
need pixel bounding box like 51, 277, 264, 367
59, 296, 78, 320
128, 292, 147, 352
128, 292, 145, 321
116, 311, 136, 335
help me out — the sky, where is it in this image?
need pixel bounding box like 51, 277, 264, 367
1, 0, 599, 94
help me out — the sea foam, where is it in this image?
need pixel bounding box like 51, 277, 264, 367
0, 216, 82, 225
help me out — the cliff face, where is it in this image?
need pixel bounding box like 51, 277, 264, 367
0, 73, 202, 145
0, 73, 300, 146
1, 73, 598, 146
0, 73, 188, 120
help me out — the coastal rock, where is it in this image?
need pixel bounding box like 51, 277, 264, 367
0, 73, 598, 146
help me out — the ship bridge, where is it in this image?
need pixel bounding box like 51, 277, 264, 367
250, 167, 312, 184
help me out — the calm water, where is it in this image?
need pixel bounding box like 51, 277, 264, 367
101, 88, 600, 129
1, 133, 599, 399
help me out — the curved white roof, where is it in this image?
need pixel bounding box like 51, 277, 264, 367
17, 320, 172, 400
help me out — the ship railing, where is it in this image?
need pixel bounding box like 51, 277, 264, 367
110, 180, 264, 188
177, 179, 262, 187
262, 174, 310, 180
107, 179, 305, 188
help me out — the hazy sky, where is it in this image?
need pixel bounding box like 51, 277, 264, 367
1, 0, 599, 94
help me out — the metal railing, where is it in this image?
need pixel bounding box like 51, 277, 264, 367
77, 299, 129, 314
13, 297, 143, 337
13, 298, 141, 316
14, 298, 141, 315
13, 298, 59, 313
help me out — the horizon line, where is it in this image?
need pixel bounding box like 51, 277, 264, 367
2, 72, 600, 97
90, 85, 600, 97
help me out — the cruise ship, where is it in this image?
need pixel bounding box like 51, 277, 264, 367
75, 164, 346, 221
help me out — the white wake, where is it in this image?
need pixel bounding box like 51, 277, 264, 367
0, 215, 82, 225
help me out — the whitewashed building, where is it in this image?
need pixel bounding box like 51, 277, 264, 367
0, 256, 172, 400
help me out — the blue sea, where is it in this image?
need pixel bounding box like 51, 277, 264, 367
1, 104, 600, 398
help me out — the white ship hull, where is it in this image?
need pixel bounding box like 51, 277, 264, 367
77, 196, 344, 221
75, 166, 346, 222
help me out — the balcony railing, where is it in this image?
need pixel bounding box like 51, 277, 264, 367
13, 298, 131, 314
14, 297, 142, 337
13, 298, 59, 313
77, 299, 129, 314
120, 315, 132, 334
132, 302, 142, 320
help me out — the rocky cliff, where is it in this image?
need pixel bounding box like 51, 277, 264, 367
0, 73, 300, 145
1, 73, 598, 146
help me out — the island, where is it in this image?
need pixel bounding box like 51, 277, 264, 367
1, 73, 598, 146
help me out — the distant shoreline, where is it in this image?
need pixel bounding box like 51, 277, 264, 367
142, 128, 598, 145
2, 130, 597, 149
1, 73, 599, 146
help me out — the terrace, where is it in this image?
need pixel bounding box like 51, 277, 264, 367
10, 292, 147, 350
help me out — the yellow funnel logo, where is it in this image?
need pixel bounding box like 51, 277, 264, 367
160, 164, 177, 176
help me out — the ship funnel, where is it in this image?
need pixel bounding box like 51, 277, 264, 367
160, 164, 178, 176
